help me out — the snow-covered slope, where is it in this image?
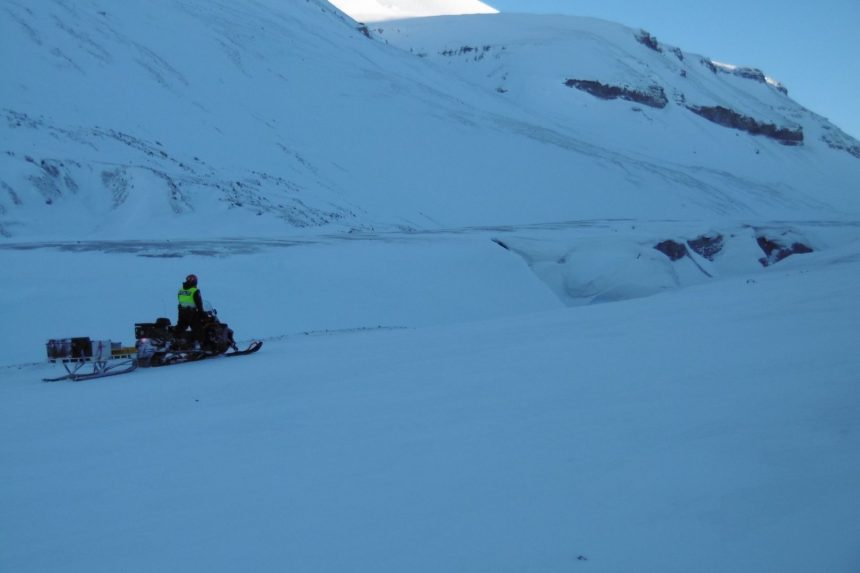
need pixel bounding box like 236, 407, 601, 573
2, 230, 860, 572
1, 1, 858, 240
374, 13, 860, 174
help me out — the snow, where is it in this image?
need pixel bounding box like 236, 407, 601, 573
2, 1, 860, 571
2, 229, 860, 572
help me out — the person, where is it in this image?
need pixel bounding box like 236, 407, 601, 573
176, 273, 204, 348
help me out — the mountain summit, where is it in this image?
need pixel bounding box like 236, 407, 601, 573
328, 0, 498, 22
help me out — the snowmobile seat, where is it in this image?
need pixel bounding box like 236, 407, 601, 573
134, 323, 155, 340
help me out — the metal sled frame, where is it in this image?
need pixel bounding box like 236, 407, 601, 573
42, 334, 260, 381
44, 355, 138, 382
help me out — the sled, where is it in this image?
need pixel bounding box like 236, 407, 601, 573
44, 338, 138, 382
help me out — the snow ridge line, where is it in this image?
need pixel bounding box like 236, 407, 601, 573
0, 361, 45, 374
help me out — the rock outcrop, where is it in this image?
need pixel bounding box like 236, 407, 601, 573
686, 234, 724, 261
655, 234, 724, 262
654, 239, 688, 261
564, 79, 668, 109
756, 236, 813, 266
821, 125, 860, 159
685, 105, 803, 145
635, 30, 661, 52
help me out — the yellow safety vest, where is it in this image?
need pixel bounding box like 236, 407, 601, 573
178, 287, 198, 309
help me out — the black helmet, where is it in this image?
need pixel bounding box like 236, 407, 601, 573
186, 274, 198, 286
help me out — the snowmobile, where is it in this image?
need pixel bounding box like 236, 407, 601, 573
43, 304, 262, 381
134, 303, 262, 367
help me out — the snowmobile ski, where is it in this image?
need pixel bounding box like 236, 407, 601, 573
225, 340, 263, 357
141, 340, 263, 368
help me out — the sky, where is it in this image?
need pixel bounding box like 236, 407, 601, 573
485, 0, 860, 139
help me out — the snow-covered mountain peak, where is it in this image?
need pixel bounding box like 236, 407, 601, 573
327, 0, 498, 22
